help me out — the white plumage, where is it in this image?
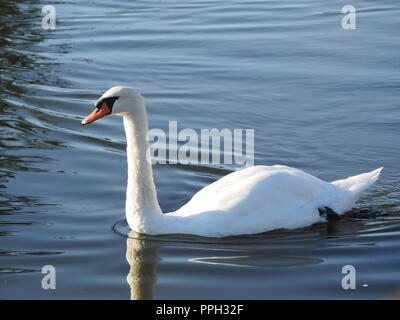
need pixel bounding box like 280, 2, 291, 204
83, 86, 382, 238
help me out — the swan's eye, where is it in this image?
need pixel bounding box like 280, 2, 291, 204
96, 96, 119, 112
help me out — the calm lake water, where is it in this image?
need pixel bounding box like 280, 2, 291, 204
1, 0, 400, 299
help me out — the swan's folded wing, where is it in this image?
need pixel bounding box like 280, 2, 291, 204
170, 165, 333, 218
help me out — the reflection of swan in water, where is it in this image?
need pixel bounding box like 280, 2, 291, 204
123, 216, 381, 299
125, 231, 160, 300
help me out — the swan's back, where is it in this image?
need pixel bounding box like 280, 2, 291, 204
161, 165, 381, 237
164, 166, 331, 235
174, 165, 331, 214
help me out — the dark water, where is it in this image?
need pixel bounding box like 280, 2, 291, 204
1, 0, 400, 299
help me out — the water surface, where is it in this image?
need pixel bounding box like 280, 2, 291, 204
1, 0, 400, 299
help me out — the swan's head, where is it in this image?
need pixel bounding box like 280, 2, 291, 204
81, 86, 144, 125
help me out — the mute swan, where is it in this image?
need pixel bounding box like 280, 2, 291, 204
82, 86, 382, 238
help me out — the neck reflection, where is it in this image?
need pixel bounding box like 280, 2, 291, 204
125, 231, 161, 300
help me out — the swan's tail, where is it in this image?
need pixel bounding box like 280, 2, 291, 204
332, 167, 383, 195
327, 167, 383, 215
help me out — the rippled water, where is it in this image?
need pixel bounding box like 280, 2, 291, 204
1, 0, 400, 299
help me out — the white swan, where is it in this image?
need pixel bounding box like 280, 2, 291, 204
82, 86, 382, 238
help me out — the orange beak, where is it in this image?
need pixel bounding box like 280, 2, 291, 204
81, 103, 111, 125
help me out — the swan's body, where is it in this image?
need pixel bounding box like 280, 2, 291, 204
82, 86, 382, 238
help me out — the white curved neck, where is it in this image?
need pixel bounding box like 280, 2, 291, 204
123, 108, 163, 233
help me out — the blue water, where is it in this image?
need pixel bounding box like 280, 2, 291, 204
0, 0, 399, 299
